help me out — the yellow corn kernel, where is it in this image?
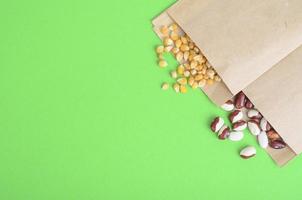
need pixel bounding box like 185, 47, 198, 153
158, 60, 168, 68
172, 47, 179, 54
206, 69, 215, 79
173, 83, 180, 93
190, 61, 198, 69
180, 85, 187, 93
170, 32, 179, 41
214, 75, 222, 82
181, 36, 188, 44
177, 77, 187, 85
192, 81, 199, 89
183, 51, 189, 61
163, 38, 174, 46
176, 52, 183, 62
186, 35, 192, 42
169, 23, 179, 31
158, 53, 164, 59
184, 70, 190, 77
164, 45, 173, 52
177, 65, 185, 75
160, 25, 169, 36
194, 74, 204, 81
184, 63, 190, 70
198, 79, 206, 88
156, 45, 164, 54
170, 70, 178, 79
180, 44, 190, 52
189, 49, 195, 54
193, 55, 203, 62
161, 82, 169, 90
194, 47, 200, 53
190, 69, 197, 76
207, 79, 214, 85
200, 57, 206, 64
205, 61, 212, 68
188, 42, 194, 50
188, 77, 195, 86
175, 39, 182, 48
196, 65, 203, 71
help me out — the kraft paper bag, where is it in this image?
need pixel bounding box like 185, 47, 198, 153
152, 0, 302, 166
243, 45, 302, 166
167, 0, 302, 95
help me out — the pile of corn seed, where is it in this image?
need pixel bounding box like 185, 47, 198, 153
155, 23, 221, 93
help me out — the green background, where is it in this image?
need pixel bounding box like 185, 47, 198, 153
1, 0, 302, 199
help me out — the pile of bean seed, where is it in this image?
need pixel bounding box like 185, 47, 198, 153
155, 24, 221, 93
211, 91, 287, 159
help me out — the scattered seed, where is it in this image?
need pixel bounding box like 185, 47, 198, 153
188, 77, 195, 86
206, 69, 215, 79
158, 60, 168, 68
195, 74, 204, 81
175, 39, 182, 48
190, 69, 197, 76
169, 23, 179, 31
194, 47, 200, 53
158, 53, 164, 59
156, 45, 164, 54
183, 51, 189, 61
192, 82, 199, 89
240, 146, 256, 159
180, 36, 188, 44
207, 79, 214, 85
198, 80, 206, 88
184, 70, 191, 77
156, 23, 221, 92
164, 46, 173, 52
205, 61, 212, 68
184, 63, 190, 70
180, 85, 187, 93
214, 75, 221, 82
173, 83, 180, 93
161, 82, 169, 90
190, 61, 198, 69
177, 65, 185, 75
164, 38, 174, 46
180, 44, 190, 52
170, 32, 179, 41
170, 70, 178, 79
177, 78, 187, 85
172, 47, 179, 54
160, 25, 169, 36
176, 52, 184, 62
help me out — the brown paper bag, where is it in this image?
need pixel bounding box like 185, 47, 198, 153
243, 46, 302, 166
167, 0, 302, 95
152, 0, 302, 166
